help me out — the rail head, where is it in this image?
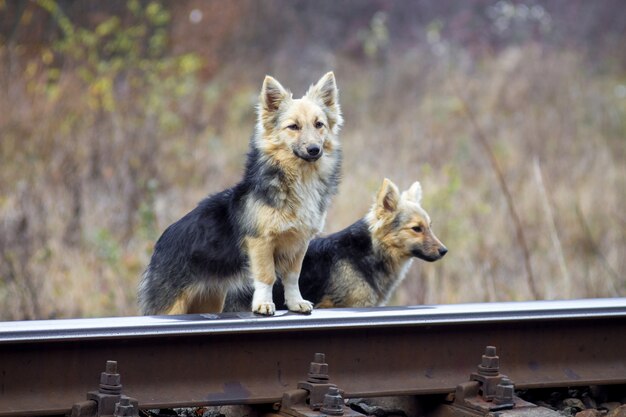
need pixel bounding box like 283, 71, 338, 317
1, 298, 625, 343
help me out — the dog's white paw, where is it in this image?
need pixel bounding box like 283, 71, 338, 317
253, 302, 276, 316
287, 299, 313, 314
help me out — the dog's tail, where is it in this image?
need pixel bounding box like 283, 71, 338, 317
137, 265, 185, 315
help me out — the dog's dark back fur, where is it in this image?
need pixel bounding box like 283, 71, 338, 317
298, 220, 384, 301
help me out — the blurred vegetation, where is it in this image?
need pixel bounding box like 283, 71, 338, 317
0, 0, 625, 319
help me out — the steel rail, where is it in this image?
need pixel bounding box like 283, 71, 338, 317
1, 298, 625, 416
3, 298, 626, 342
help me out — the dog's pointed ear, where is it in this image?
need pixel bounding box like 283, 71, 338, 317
307, 72, 338, 108
402, 181, 423, 204
306, 72, 343, 132
376, 178, 400, 217
260, 75, 289, 113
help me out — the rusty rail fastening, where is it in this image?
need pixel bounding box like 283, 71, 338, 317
71, 361, 139, 417
439, 346, 553, 416
277, 353, 366, 417
1, 298, 625, 416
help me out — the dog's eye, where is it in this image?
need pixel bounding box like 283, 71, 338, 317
315, 121, 324, 129
412, 225, 423, 233
287, 124, 300, 131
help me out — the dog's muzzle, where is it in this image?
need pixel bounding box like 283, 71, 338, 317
412, 246, 448, 262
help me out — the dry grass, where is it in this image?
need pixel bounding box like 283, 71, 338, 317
1, 31, 625, 319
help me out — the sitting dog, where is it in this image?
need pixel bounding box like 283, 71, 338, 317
138, 72, 343, 315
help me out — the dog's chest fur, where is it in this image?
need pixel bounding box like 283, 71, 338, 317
246, 167, 331, 239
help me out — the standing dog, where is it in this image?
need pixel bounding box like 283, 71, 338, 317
224, 178, 447, 310
138, 72, 343, 316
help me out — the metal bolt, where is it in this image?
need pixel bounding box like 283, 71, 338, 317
320, 386, 344, 416
106, 361, 117, 373
308, 353, 329, 383
114, 397, 137, 417
494, 378, 515, 406
99, 360, 122, 394
477, 346, 499, 377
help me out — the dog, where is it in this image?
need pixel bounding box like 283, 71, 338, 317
138, 72, 343, 316
224, 178, 447, 311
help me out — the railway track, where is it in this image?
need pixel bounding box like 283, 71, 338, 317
1, 298, 625, 417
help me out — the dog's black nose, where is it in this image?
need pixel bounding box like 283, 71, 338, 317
439, 247, 448, 257
306, 145, 321, 157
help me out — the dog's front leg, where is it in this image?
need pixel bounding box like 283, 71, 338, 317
281, 246, 313, 314
246, 236, 277, 315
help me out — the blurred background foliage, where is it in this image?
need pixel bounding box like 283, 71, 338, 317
0, 0, 624, 319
